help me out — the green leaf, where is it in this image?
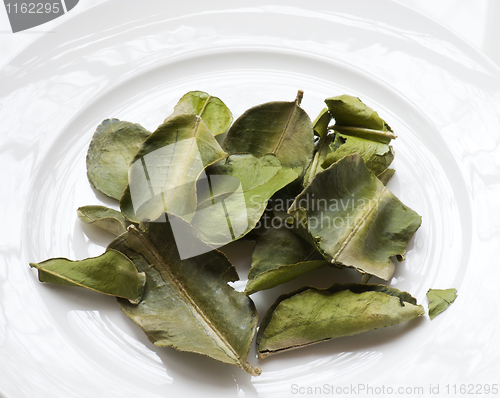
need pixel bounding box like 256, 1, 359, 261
256, 283, 424, 358
120, 114, 227, 223
269, 177, 305, 222
321, 134, 394, 176
378, 168, 395, 185
266, 179, 320, 247
77, 205, 132, 236
325, 95, 396, 144
245, 227, 329, 295
303, 135, 336, 186
305, 96, 395, 185
289, 154, 421, 280
164, 91, 233, 136
86, 119, 151, 200
427, 288, 457, 320
190, 154, 298, 246
29, 250, 146, 304
239, 207, 274, 241
107, 219, 261, 376
223, 91, 314, 173
312, 107, 331, 139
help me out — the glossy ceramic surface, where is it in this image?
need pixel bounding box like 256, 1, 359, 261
1, 1, 500, 397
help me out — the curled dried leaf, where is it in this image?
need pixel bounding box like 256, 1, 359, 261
30, 250, 146, 304
257, 283, 424, 358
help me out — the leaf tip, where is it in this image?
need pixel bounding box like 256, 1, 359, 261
416, 304, 426, 317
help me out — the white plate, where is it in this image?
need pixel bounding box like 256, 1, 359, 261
1, 1, 500, 397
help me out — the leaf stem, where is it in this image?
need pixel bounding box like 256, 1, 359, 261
329, 124, 397, 140
242, 362, 262, 376
295, 90, 304, 106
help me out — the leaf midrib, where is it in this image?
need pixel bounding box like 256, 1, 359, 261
128, 227, 245, 367
199, 95, 212, 118
259, 336, 331, 358
331, 186, 387, 263
270, 102, 298, 156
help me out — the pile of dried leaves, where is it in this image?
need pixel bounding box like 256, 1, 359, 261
31, 90, 451, 376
